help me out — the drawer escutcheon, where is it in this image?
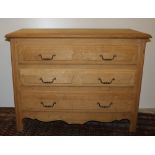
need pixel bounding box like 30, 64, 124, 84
40, 101, 56, 108
38, 54, 56, 61
40, 77, 56, 84
98, 78, 115, 85
99, 54, 117, 61
97, 102, 113, 108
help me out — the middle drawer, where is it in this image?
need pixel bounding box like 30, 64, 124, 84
20, 68, 136, 87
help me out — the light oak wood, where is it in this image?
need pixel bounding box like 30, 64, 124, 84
10, 40, 23, 130
6, 29, 151, 132
17, 39, 138, 65
19, 68, 136, 87
6, 29, 152, 39
21, 91, 135, 112
22, 111, 132, 125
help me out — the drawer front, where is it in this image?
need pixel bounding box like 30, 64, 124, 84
18, 40, 138, 65
20, 68, 136, 87
21, 91, 135, 112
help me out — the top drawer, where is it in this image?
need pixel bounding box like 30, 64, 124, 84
17, 39, 138, 65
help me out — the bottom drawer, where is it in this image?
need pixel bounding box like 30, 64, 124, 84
21, 91, 135, 112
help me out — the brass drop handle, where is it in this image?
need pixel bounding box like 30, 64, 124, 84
97, 102, 113, 108
40, 77, 56, 84
99, 54, 117, 61
98, 78, 115, 84
40, 101, 56, 108
38, 54, 56, 61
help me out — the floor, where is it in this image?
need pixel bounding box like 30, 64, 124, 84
0, 108, 155, 136
139, 108, 155, 114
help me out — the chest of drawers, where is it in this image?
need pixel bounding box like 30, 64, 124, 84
6, 29, 151, 132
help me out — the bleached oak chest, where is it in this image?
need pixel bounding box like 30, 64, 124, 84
6, 29, 151, 132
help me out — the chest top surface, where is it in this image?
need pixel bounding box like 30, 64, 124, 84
5, 29, 152, 39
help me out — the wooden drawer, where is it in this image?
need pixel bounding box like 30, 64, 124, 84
21, 91, 135, 112
18, 39, 138, 65
20, 68, 136, 87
